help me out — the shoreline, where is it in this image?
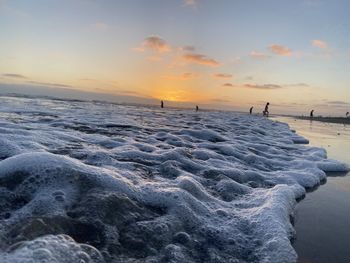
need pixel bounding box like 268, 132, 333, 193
275, 116, 350, 263
296, 116, 350, 125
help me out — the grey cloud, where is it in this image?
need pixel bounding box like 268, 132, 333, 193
2, 73, 28, 79
244, 83, 282, 89
27, 81, 73, 88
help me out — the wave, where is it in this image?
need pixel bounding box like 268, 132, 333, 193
0, 96, 348, 263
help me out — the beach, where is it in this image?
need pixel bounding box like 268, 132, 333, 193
0, 96, 349, 262
1, 1, 349, 262
296, 116, 350, 125
274, 116, 350, 263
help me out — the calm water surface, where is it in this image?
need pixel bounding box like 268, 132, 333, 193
275, 117, 350, 263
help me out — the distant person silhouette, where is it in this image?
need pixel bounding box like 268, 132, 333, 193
346, 112, 349, 117
263, 102, 269, 116
161, 100, 164, 108
310, 110, 314, 118
196, 105, 199, 111
249, 106, 253, 114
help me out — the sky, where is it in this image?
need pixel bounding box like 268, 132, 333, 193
0, 0, 350, 115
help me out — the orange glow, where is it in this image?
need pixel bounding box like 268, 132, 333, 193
152, 85, 192, 102
149, 79, 208, 103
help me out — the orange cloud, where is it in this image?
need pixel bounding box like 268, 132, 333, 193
91, 22, 108, 31
162, 72, 198, 80
213, 73, 232, 79
146, 56, 162, 62
136, 36, 171, 53
222, 83, 234, 87
269, 44, 292, 56
250, 51, 270, 59
312, 39, 328, 49
183, 53, 220, 67
183, 0, 197, 7
182, 72, 197, 79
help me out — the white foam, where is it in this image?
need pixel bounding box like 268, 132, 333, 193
0, 96, 348, 263
2, 235, 104, 263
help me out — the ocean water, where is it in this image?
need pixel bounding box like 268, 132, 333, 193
275, 117, 350, 263
0, 96, 348, 263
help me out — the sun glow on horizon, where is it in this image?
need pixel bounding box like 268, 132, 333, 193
0, 1, 349, 115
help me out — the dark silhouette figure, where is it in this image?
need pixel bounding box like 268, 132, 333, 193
249, 106, 253, 114
196, 105, 199, 111
161, 100, 164, 108
263, 102, 270, 116
310, 110, 314, 118
346, 112, 349, 117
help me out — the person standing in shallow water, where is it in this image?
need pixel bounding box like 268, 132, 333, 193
263, 102, 269, 116
196, 105, 199, 111
310, 110, 314, 118
161, 100, 164, 108
249, 106, 253, 114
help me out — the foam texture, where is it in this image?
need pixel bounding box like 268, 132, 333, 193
0, 96, 348, 263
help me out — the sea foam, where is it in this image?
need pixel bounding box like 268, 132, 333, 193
0, 96, 348, 263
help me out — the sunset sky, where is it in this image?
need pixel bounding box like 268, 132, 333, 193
0, 0, 349, 115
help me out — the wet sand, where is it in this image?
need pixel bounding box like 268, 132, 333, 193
275, 116, 350, 263
296, 116, 350, 125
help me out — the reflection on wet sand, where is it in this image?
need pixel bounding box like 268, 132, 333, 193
275, 116, 350, 263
